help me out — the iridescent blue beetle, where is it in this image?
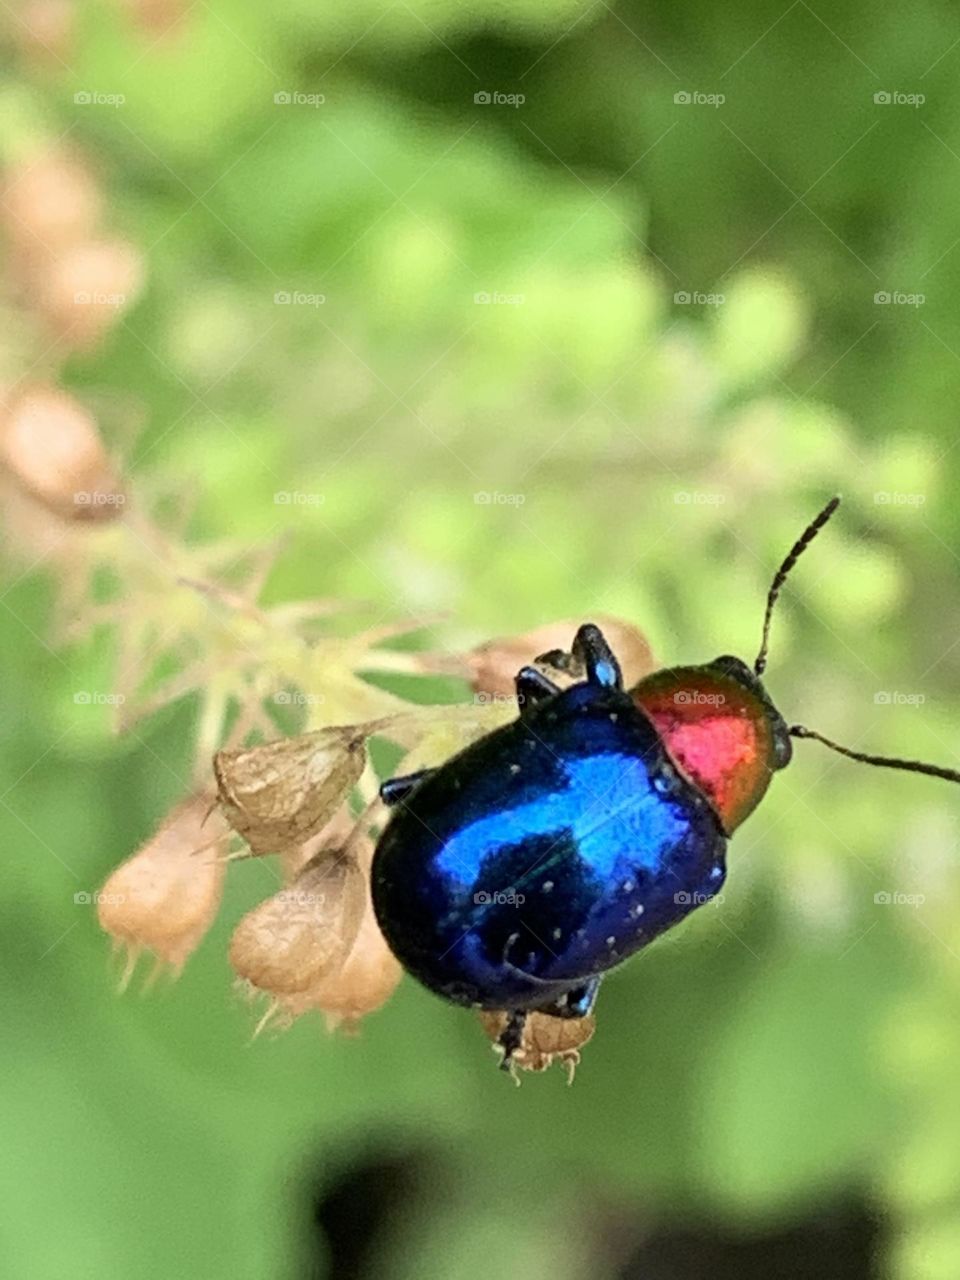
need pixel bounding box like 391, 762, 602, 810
371, 498, 960, 1070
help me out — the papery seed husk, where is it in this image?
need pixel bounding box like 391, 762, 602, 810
15, 0, 75, 65
39, 239, 144, 349
469, 616, 655, 697
3, 151, 101, 253
122, 0, 188, 38
0, 385, 124, 522
229, 850, 366, 996
97, 793, 228, 973
280, 801, 357, 880
276, 896, 402, 1031
478, 1009, 596, 1074
214, 726, 367, 855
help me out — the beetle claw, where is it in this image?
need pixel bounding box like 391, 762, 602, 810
496, 1008, 527, 1073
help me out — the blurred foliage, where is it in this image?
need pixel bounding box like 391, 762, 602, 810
2, 1, 960, 1278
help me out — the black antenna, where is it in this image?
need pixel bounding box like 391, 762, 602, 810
789, 725, 960, 786
754, 495, 842, 677
755, 497, 960, 787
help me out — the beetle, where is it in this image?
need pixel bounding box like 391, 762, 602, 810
371, 497, 960, 1070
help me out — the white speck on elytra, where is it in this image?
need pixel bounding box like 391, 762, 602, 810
509, 763, 521, 775
552, 928, 562, 940
621, 878, 636, 893
631, 903, 645, 918
606, 936, 616, 947
541, 880, 554, 893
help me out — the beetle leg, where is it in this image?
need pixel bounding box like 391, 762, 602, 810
515, 665, 561, 713
572, 623, 623, 690
538, 975, 602, 1020
379, 769, 434, 807
497, 1009, 527, 1074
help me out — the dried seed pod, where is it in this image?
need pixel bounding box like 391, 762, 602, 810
0, 385, 124, 521
121, 0, 188, 38
468, 616, 654, 697
478, 1010, 596, 1080
279, 801, 356, 880
214, 726, 368, 855
301, 895, 402, 1032
15, 0, 76, 67
39, 238, 144, 348
97, 793, 228, 976
2, 151, 102, 255
229, 850, 366, 997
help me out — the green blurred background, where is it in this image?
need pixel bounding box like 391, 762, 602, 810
3, 1, 960, 1276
